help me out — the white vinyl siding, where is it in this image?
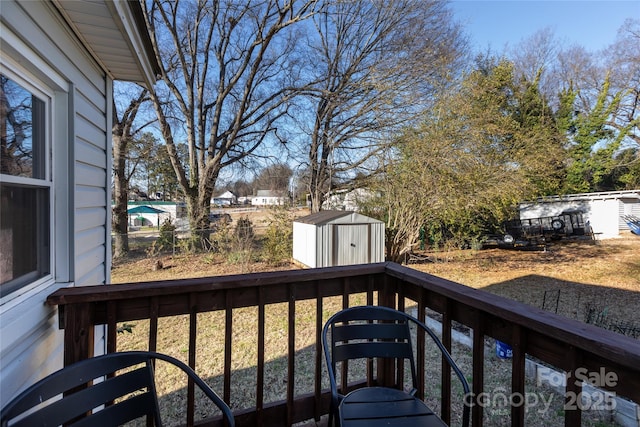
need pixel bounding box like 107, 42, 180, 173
0, 0, 111, 406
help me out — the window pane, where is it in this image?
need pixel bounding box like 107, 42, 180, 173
1, 74, 46, 179
0, 184, 50, 296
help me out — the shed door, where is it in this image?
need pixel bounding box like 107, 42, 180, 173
334, 224, 369, 266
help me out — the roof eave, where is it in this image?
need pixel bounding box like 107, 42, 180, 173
52, 0, 160, 88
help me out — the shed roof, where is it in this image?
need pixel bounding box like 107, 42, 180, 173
127, 206, 167, 214
296, 210, 352, 225
216, 191, 236, 198
295, 210, 382, 226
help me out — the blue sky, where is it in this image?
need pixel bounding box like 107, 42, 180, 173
450, 1, 640, 53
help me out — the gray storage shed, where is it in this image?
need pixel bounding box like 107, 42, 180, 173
293, 211, 385, 268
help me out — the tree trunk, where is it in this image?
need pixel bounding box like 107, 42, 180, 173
112, 132, 129, 258
111, 88, 148, 259
182, 181, 215, 251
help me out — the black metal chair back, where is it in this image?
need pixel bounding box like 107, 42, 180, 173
326, 305, 419, 391
322, 305, 470, 427
1, 351, 234, 427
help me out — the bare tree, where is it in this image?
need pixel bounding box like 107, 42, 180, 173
143, 0, 318, 246
112, 86, 153, 258
510, 27, 561, 98
555, 45, 600, 109
0, 75, 35, 177
554, 19, 639, 148
252, 162, 293, 193
554, 19, 640, 190
295, 0, 466, 212
604, 18, 640, 148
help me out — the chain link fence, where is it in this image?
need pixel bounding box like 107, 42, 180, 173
113, 208, 295, 267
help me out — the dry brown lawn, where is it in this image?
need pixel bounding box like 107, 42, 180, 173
408, 235, 640, 327
111, 232, 640, 427
113, 233, 640, 328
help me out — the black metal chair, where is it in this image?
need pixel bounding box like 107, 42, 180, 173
1, 351, 234, 427
322, 306, 470, 427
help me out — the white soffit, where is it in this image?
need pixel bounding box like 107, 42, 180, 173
53, 0, 158, 88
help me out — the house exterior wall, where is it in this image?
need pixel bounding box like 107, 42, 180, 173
519, 190, 640, 239
251, 196, 287, 206
322, 188, 374, 211
251, 190, 287, 206
211, 191, 237, 206
0, 0, 112, 406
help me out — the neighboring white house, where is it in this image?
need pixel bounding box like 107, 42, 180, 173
322, 188, 376, 211
251, 189, 288, 206
293, 211, 385, 268
519, 190, 640, 239
0, 0, 159, 407
211, 190, 237, 206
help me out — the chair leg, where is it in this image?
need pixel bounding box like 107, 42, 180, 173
328, 406, 339, 427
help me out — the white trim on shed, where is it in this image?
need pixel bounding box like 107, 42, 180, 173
293, 211, 385, 268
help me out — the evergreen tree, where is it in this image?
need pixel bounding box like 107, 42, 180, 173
370, 59, 568, 260
561, 76, 626, 192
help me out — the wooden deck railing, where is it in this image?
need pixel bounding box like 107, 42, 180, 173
47, 262, 640, 427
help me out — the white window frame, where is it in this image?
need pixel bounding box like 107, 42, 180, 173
0, 51, 67, 307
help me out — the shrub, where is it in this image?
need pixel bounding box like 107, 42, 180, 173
263, 206, 293, 265
148, 219, 176, 255
234, 216, 255, 241
211, 217, 233, 253
224, 216, 256, 269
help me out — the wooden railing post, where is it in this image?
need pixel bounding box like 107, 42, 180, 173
287, 284, 296, 426
187, 293, 198, 427
378, 273, 397, 388
257, 287, 266, 425
62, 303, 95, 366
565, 346, 582, 427
314, 283, 323, 422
